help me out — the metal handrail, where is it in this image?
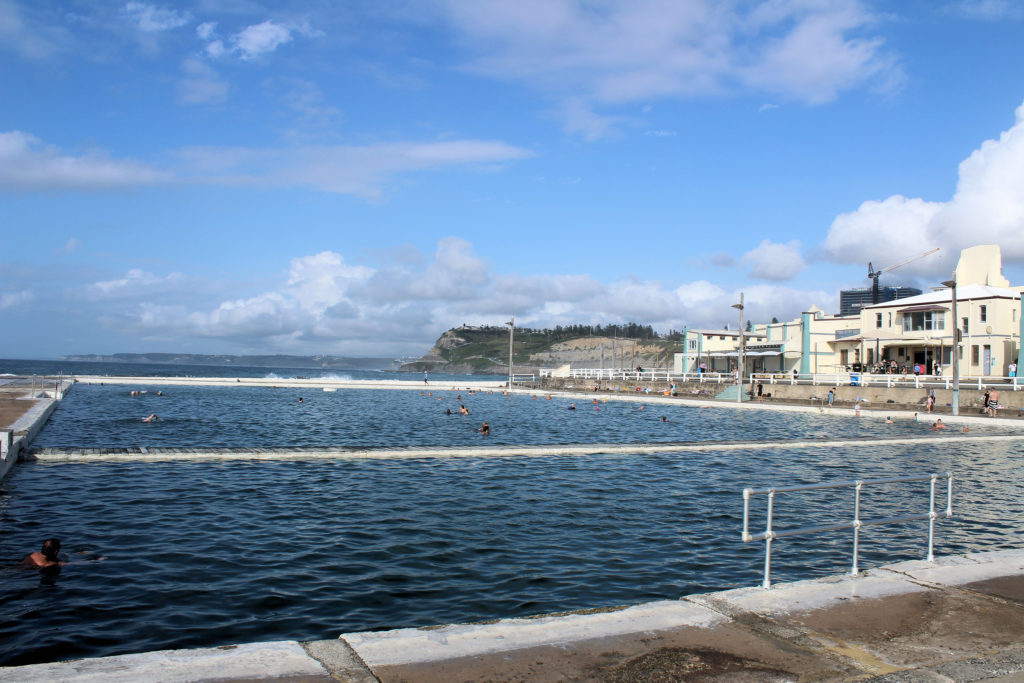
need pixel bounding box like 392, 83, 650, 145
742, 472, 953, 589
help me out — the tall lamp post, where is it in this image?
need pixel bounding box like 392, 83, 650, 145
941, 277, 959, 416
732, 293, 745, 403
506, 316, 515, 388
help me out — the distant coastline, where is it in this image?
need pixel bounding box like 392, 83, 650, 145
59, 353, 398, 371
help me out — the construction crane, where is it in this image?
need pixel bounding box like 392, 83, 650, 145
867, 247, 940, 304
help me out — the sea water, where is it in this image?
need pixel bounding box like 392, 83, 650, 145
1, 364, 1023, 666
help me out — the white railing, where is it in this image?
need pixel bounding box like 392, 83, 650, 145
742, 472, 953, 589
547, 368, 1021, 390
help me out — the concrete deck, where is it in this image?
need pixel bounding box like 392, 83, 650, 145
4, 549, 1024, 682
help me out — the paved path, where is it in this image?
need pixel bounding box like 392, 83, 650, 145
4, 549, 1024, 682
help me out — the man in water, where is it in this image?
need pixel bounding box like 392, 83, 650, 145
23, 538, 62, 568
568, 403, 575, 410
885, 416, 894, 424
142, 413, 160, 422
478, 422, 490, 435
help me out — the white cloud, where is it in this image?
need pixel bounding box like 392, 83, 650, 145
176, 139, 534, 197
955, 0, 1024, 20
87, 269, 185, 299
178, 58, 228, 104
0, 130, 171, 191
122, 2, 191, 32
196, 21, 217, 40
823, 98, 1024, 275
205, 39, 226, 58
233, 20, 293, 59
439, 0, 900, 138
0, 131, 529, 196
0, 0, 60, 59
743, 239, 807, 281
90, 239, 833, 354
0, 290, 35, 310
58, 237, 82, 253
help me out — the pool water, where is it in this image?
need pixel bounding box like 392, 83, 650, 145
33, 383, 957, 449
1, 386, 1022, 666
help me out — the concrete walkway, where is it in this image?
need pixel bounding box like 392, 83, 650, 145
4, 549, 1024, 682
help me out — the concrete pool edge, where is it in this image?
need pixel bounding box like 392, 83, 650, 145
4, 548, 1023, 682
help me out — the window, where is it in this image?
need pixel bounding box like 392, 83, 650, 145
888, 312, 892, 327
901, 311, 945, 332
962, 317, 969, 334
980, 305, 987, 322
687, 339, 697, 351
972, 345, 980, 365
875, 313, 882, 329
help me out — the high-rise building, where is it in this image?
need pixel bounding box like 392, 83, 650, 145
839, 286, 922, 316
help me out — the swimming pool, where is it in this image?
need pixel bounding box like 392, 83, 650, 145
2, 386, 1022, 666
32, 383, 963, 449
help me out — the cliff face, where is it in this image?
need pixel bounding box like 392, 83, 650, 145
400, 329, 677, 375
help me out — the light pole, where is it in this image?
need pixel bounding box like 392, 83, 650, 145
941, 277, 959, 416
506, 316, 515, 388
732, 293, 745, 403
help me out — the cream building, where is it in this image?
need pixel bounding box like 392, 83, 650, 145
674, 245, 1022, 379
834, 245, 1023, 377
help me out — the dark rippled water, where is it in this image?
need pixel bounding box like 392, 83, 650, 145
2, 384, 1023, 666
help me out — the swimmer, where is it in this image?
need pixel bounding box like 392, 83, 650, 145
478, 421, 490, 435
935, 418, 947, 430
660, 416, 668, 422
459, 405, 469, 415
638, 405, 644, 410
298, 397, 304, 403
885, 416, 894, 424
23, 538, 62, 568
156, 390, 162, 396
569, 403, 576, 410
963, 426, 969, 433
142, 413, 160, 422
446, 408, 452, 415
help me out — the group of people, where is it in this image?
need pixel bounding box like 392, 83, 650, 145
429, 389, 490, 434
863, 360, 941, 376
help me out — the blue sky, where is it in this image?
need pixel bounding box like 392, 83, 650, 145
2, 0, 1024, 358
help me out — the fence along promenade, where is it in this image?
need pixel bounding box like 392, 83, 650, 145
540, 367, 1023, 391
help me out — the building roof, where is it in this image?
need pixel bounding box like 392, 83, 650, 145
863, 283, 1021, 310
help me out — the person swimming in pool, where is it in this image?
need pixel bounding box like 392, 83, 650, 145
478, 422, 490, 435
142, 413, 159, 422
23, 538, 62, 568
